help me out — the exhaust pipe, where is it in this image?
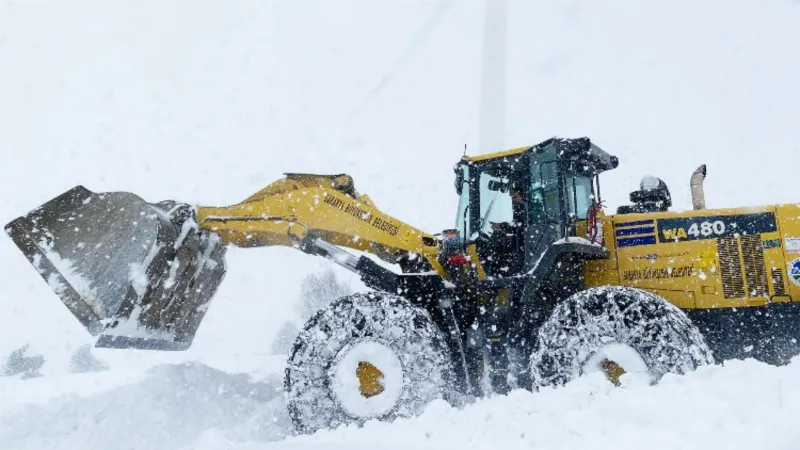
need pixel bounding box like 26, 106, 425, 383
690, 164, 707, 210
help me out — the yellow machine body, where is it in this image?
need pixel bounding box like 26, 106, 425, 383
583, 205, 800, 310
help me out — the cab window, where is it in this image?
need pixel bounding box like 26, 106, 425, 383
478, 171, 514, 234
530, 155, 560, 223
566, 175, 593, 219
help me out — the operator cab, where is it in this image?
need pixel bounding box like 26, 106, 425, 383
453, 137, 618, 278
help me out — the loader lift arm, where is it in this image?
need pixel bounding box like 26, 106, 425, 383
196, 173, 449, 299
4, 173, 449, 351
197, 174, 440, 268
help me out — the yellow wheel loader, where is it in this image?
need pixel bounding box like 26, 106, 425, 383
6, 137, 800, 432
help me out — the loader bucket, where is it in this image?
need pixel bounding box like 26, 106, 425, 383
4, 186, 227, 351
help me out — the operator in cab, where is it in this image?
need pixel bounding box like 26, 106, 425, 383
482, 184, 527, 276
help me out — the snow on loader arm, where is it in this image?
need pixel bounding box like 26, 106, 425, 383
5, 174, 443, 352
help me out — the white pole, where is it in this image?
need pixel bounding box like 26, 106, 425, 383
479, 0, 508, 154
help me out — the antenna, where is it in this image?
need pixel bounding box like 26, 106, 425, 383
463, 143, 467, 157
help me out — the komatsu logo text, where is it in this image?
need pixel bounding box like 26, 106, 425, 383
324, 194, 399, 236
622, 265, 694, 281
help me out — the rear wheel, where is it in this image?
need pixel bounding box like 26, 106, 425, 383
529, 286, 714, 388
285, 292, 454, 434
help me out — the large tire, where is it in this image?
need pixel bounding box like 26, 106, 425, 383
530, 286, 714, 388
285, 292, 454, 434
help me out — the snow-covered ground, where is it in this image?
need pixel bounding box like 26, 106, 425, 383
1, 357, 799, 450
2, 1, 800, 449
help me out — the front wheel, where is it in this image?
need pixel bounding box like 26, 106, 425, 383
530, 286, 714, 388
285, 292, 454, 434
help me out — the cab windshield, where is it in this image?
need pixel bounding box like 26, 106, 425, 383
454, 148, 598, 240
455, 161, 524, 240
566, 175, 594, 219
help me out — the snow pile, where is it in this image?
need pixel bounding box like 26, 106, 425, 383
2, 353, 799, 450
0, 348, 800, 450
0, 362, 290, 450
272, 358, 800, 450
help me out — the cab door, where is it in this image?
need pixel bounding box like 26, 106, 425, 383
525, 149, 564, 270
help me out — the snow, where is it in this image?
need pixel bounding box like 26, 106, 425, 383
1, 357, 799, 450
102, 303, 175, 341
1, 0, 800, 449
640, 175, 663, 191
39, 237, 105, 319
129, 240, 163, 297
553, 236, 600, 246
0, 361, 290, 450
280, 358, 800, 450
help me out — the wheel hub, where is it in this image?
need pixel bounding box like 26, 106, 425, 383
330, 340, 404, 419
583, 342, 651, 386
356, 361, 385, 398
599, 358, 626, 386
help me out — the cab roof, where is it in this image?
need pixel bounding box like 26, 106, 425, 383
463, 145, 531, 163
461, 137, 619, 174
